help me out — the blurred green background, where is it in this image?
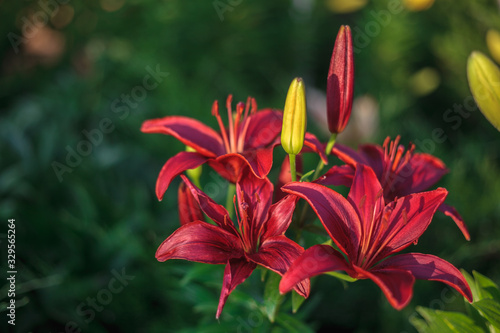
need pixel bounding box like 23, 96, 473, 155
1, 0, 499, 332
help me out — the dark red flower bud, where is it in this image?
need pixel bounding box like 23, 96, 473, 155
327, 25, 354, 134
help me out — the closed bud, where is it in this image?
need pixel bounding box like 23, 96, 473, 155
327, 25, 354, 134
467, 51, 500, 131
281, 77, 307, 155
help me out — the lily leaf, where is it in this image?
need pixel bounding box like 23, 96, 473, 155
324, 271, 357, 283
263, 271, 283, 323
292, 290, 306, 314
472, 298, 500, 330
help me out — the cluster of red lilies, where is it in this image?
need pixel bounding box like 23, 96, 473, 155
142, 25, 473, 318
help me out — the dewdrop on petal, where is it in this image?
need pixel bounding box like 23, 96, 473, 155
467, 51, 500, 131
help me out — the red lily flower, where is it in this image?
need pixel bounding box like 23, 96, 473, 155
279, 164, 472, 309
141, 95, 327, 200
156, 172, 310, 318
317, 136, 470, 240
178, 181, 204, 226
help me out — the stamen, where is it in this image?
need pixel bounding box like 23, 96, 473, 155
226, 95, 236, 153
234, 102, 245, 143
236, 97, 256, 152
212, 100, 231, 153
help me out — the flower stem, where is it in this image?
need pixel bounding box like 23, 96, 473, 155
225, 183, 236, 219
312, 133, 337, 181
289, 154, 297, 182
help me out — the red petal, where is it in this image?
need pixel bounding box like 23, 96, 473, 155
262, 195, 298, 239
375, 188, 448, 260
155, 221, 243, 264
210, 148, 275, 182
315, 164, 354, 187
141, 116, 224, 157
156, 151, 207, 201
376, 253, 473, 303
348, 165, 385, 252
180, 175, 238, 234
249, 235, 310, 297
331, 143, 364, 166
279, 244, 351, 294
236, 170, 273, 242
354, 265, 415, 310
282, 182, 361, 258
357, 144, 385, 178
178, 181, 205, 226
217, 258, 256, 319
243, 110, 283, 149
393, 152, 448, 196
439, 203, 470, 240
303, 132, 328, 165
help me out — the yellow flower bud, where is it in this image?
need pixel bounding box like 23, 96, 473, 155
185, 146, 202, 186
486, 29, 500, 65
281, 77, 307, 155
467, 51, 500, 131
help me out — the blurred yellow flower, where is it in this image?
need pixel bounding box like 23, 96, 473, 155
325, 0, 367, 13
486, 29, 500, 65
467, 51, 500, 131
403, 0, 435, 11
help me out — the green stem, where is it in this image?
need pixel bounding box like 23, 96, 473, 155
289, 154, 297, 182
225, 183, 236, 219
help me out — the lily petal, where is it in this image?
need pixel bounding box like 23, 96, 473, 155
394, 152, 448, 196
217, 258, 256, 319
155, 221, 243, 264
354, 265, 415, 310
236, 171, 273, 243
156, 151, 208, 201
279, 244, 350, 294
178, 181, 205, 226
249, 235, 311, 297
315, 164, 354, 187
243, 110, 283, 149
348, 165, 385, 249
282, 182, 361, 257
141, 116, 224, 157
262, 195, 298, 239
303, 132, 329, 165
376, 188, 448, 260
211, 147, 276, 182
376, 253, 473, 303
180, 175, 238, 234
439, 203, 471, 241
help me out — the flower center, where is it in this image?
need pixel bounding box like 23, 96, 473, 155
380, 136, 415, 199
211, 95, 257, 154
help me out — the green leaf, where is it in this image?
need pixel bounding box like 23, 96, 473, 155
292, 290, 306, 313
263, 271, 284, 323
413, 306, 485, 333
324, 271, 357, 283
473, 271, 500, 303
275, 313, 315, 333
299, 169, 316, 182
473, 298, 500, 330
462, 269, 480, 302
